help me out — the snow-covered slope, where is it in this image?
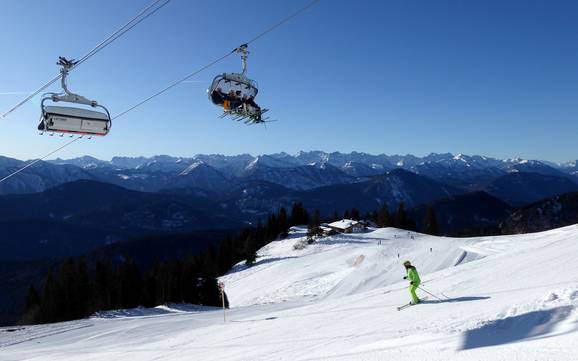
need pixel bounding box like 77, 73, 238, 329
221, 227, 487, 306
3, 226, 578, 360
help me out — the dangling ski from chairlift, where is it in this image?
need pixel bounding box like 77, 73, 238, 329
38, 57, 111, 136
208, 45, 270, 125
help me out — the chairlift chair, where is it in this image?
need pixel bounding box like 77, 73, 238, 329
38, 57, 111, 136
207, 45, 269, 125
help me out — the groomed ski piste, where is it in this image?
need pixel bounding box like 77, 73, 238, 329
2, 225, 578, 360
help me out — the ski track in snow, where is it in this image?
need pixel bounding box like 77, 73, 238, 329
2, 225, 578, 360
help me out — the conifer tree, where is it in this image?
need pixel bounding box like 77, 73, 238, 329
118, 259, 143, 308
141, 272, 158, 308
198, 277, 221, 306
343, 210, 351, 219
94, 260, 114, 311
307, 209, 322, 242
377, 204, 391, 227
423, 205, 439, 235
278, 207, 289, 238
406, 218, 417, 232
254, 220, 267, 249
39, 269, 65, 323
181, 256, 201, 305
244, 233, 258, 266
350, 208, 360, 221
58, 258, 78, 320
151, 262, 165, 305
395, 202, 407, 229
290, 202, 309, 226
76, 258, 92, 318
65, 258, 91, 319
216, 236, 234, 275
331, 211, 339, 222
363, 211, 372, 222
19, 285, 41, 325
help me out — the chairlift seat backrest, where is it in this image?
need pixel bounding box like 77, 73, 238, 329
45, 106, 109, 120
42, 105, 110, 136
38, 57, 112, 136
208, 73, 258, 104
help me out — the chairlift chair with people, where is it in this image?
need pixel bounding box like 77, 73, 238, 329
208, 44, 269, 124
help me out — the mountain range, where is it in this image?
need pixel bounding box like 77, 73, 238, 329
0, 180, 241, 262
501, 192, 578, 234
1, 151, 578, 262
2, 151, 578, 328
1, 151, 576, 196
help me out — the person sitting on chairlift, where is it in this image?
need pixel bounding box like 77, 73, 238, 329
210, 87, 226, 105
224, 90, 242, 110
222, 90, 241, 111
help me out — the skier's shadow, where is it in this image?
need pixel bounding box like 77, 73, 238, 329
461, 306, 578, 350
230, 317, 278, 323
423, 296, 491, 304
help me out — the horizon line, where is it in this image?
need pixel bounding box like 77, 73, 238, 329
2, 151, 575, 165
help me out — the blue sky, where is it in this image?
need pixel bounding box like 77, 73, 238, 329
1, 0, 577, 162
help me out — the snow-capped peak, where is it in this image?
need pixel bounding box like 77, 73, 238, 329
245, 155, 298, 170
178, 160, 205, 176
453, 153, 466, 161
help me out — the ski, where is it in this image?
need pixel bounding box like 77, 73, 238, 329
396, 303, 412, 311
396, 297, 428, 311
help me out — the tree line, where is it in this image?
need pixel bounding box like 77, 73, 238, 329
307, 203, 439, 237
368, 203, 439, 235
20, 204, 306, 324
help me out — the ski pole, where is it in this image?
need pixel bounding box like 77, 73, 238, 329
417, 286, 445, 301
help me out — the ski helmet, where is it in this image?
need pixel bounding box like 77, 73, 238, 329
403, 260, 411, 266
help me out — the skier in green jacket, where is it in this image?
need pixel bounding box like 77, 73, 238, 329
403, 260, 421, 304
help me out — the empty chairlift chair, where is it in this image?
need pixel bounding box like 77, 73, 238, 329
38, 57, 111, 136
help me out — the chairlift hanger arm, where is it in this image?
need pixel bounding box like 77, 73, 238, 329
235, 44, 249, 76
53, 57, 98, 107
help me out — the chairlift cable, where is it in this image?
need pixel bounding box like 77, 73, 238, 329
245, 0, 320, 46
0, 0, 171, 120
0, 136, 83, 184
112, 51, 235, 120
73, 0, 170, 69
0, 0, 321, 184
113, 0, 321, 120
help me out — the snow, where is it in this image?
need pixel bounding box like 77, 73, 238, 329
326, 219, 361, 230
178, 160, 205, 176
2, 225, 578, 360
453, 153, 465, 161
245, 155, 298, 170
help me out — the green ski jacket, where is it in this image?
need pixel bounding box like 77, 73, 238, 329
407, 267, 421, 285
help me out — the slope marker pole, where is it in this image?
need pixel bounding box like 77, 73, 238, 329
219, 282, 226, 323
